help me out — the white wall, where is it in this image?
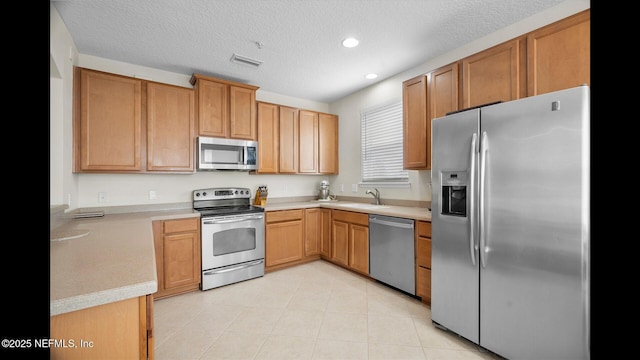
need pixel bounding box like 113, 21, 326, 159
50, 3, 78, 208
329, 0, 590, 202
50, 0, 589, 209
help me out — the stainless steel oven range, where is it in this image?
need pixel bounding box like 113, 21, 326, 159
193, 187, 265, 291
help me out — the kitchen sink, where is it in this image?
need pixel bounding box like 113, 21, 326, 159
341, 203, 391, 210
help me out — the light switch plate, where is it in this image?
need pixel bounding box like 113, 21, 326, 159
351, 184, 358, 192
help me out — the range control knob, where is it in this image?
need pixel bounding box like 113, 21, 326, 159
195, 192, 200, 197
202, 192, 207, 197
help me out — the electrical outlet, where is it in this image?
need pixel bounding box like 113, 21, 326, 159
67, 194, 71, 207
351, 184, 358, 192
340, 184, 344, 192
149, 190, 157, 200
282, 184, 288, 193
98, 192, 106, 203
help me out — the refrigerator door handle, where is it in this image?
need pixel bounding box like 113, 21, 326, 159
469, 132, 478, 266
479, 131, 488, 268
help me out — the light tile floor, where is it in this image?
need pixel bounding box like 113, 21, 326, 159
153, 260, 503, 360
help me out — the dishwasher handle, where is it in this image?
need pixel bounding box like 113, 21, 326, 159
369, 217, 414, 229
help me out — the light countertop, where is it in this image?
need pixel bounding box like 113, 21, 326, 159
262, 200, 431, 221
50, 200, 429, 316
50, 209, 199, 316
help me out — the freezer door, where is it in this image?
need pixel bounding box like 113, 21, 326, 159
431, 108, 480, 344
478, 86, 589, 359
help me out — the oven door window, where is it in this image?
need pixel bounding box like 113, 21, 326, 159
212, 228, 256, 255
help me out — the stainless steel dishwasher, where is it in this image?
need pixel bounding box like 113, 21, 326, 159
369, 214, 415, 295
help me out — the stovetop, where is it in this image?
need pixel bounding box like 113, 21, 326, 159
193, 187, 264, 217
196, 205, 264, 217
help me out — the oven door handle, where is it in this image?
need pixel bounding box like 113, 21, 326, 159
203, 259, 264, 275
203, 215, 263, 224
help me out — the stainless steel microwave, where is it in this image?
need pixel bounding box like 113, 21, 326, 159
197, 137, 258, 171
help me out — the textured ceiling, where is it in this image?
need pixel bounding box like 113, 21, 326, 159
52, 0, 568, 103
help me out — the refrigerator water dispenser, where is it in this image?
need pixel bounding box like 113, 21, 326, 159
441, 171, 467, 217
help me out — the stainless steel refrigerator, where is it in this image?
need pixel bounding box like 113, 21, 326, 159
431, 85, 590, 359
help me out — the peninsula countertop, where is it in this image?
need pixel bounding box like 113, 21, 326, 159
50, 209, 199, 316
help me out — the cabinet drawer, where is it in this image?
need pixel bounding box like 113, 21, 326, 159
266, 209, 304, 223
417, 221, 431, 237
331, 210, 368, 226
164, 218, 199, 234
416, 236, 432, 268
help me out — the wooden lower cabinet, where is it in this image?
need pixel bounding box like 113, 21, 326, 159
304, 208, 331, 257
331, 210, 369, 275
153, 217, 201, 299
50, 295, 153, 359
265, 209, 304, 269
415, 221, 432, 304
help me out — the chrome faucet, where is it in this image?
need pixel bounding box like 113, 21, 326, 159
365, 188, 382, 205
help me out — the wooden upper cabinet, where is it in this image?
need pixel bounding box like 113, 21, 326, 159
194, 78, 227, 137
402, 75, 428, 170
279, 106, 299, 174
461, 38, 526, 108
75, 68, 142, 171
526, 9, 590, 96
429, 62, 459, 120
230, 85, 257, 140
146, 82, 195, 172
257, 102, 279, 173
298, 110, 319, 173
257, 104, 336, 175
190, 74, 258, 140
318, 113, 338, 174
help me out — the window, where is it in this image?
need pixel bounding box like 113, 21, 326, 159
360, 101, 409, 185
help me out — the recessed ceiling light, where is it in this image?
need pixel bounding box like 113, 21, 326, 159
365, 73, 378, 79
342, 37, 359, 48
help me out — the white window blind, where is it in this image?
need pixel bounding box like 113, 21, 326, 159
361, 101, 408, 183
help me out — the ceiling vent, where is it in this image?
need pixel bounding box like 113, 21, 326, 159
230, 53, 263, 68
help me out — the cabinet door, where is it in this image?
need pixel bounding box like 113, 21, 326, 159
229, 86, 257, 140
319, 209, 332, 258
265, 220, 304, 267
77, 68, 142, 171
163, 231, 200, 289
257, 102, 279, 173
318, 113, 338, 174
349, 224, 369, 275
461, 38, 526, 108
416, 267, 431, 302
332, 220, 349, 266
279, 106, 299, 173
527, 10, 590, 96
197, 79, 228, 137
304, 209, 321, 256
402, 75, 428, 170
429, 62, 459, 120
50, 297, 145, 359
298, 110, 319, 173
146, 82, 195, 172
